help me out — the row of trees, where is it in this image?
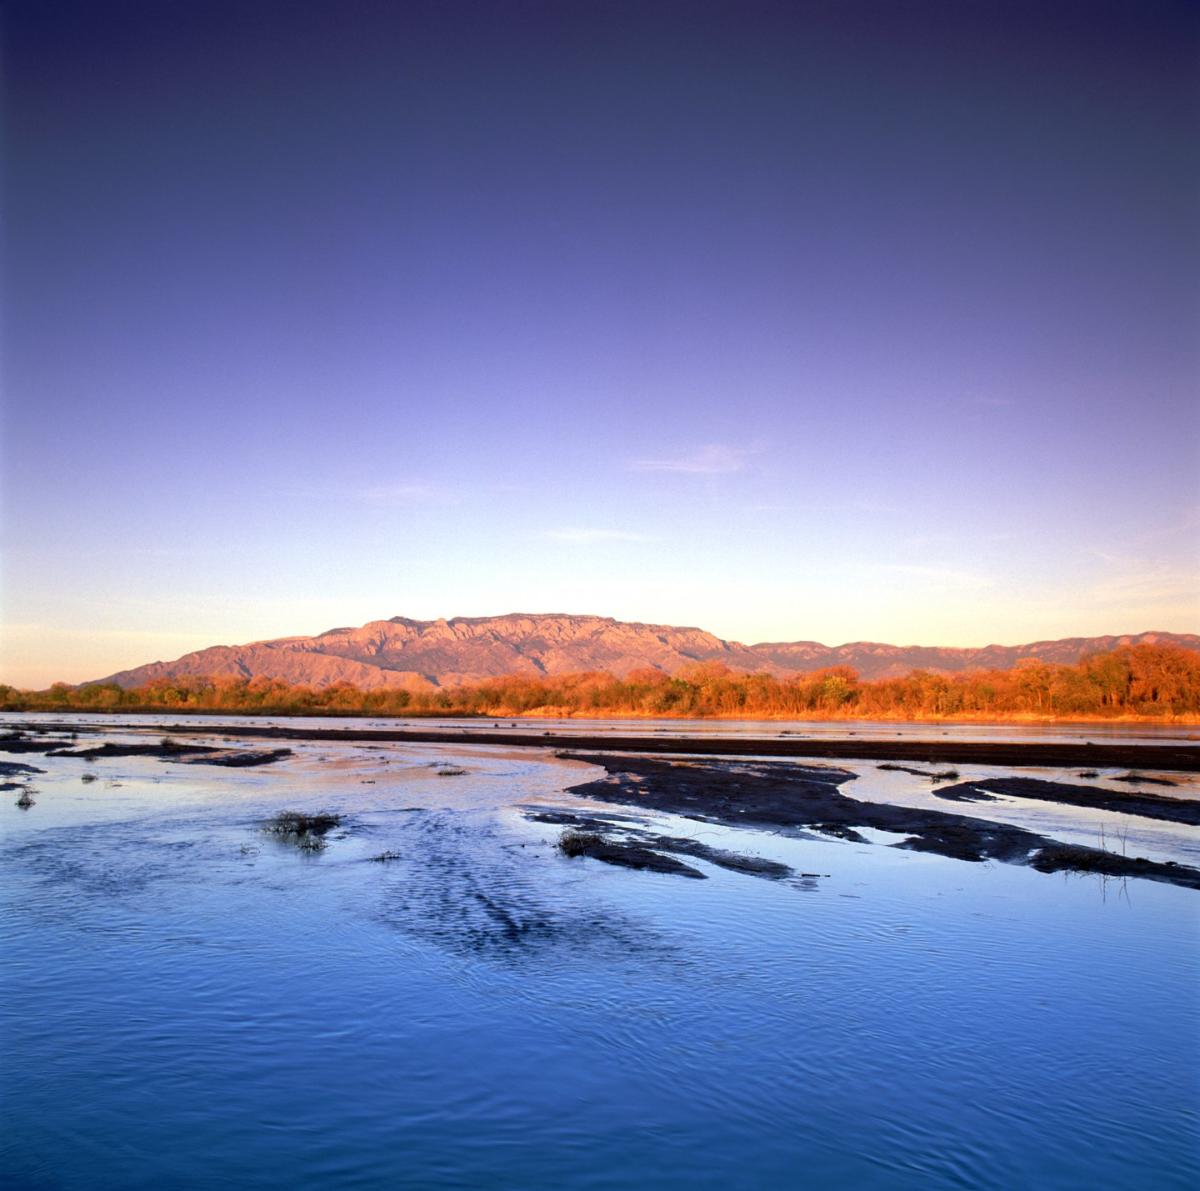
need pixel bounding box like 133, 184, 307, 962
3, 643, 1198, 720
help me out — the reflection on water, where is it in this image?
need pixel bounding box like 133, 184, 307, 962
1, 730, 1197, 1189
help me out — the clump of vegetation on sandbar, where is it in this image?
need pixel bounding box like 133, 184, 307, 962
558, 828, 605, 858
263, 810, 343, 851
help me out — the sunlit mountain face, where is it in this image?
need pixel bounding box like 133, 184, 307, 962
93, 613, 1200, 689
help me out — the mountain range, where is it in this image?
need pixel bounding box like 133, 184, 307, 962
95, 614, 1200, 690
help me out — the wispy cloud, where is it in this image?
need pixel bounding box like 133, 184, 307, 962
1084, 566, 1200, 609
629, 443, 750, 475
1088, 547, 1136, 566
874, 564, 995, 591
543, 528, 652, 544
1136, 507, 1200, 543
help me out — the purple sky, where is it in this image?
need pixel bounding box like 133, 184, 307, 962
2, 0, 1197, 686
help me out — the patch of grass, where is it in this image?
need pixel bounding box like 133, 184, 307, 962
369, 850, 402, 862
15, 788, 35, 809
81, 773, 98, 784
558, 828, 604, 858
930, 769, 960, 782
263, 810, 343, 851
1077, 770, 1099, 779
266, 810, 342, 834
435, 766, 467, 777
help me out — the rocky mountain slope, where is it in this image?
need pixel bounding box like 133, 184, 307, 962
93, 614, 1200, 690
750, 633, 1200, 679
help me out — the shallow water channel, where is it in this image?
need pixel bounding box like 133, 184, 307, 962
2, 719, 1197, 1189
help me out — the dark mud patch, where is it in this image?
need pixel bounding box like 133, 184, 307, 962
0, 737, 71, 754
1113, 772, 1178, 788
562, 754, 1200, 890
933, 786, 1001, 803
175, 748, 292, 768
934, 778, 1200, 826
525, 809, 650, 832
47, 741, 215, 759
530, 810, 794, 881
638, 833, 792, 879
47, 741, 291, 767
1030, 844, 1197, 886
811, 822, 869, 842
877, 763, 960, 781
557, 829, 706, 878
0, 761, 45, 777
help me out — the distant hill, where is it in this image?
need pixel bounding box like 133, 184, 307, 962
749, 633, 1200, 680
92, 614, 1200, 690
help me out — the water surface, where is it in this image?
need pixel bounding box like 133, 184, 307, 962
2, 721, 1197, 1188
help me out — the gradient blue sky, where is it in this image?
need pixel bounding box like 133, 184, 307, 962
2, 0, 1197, 686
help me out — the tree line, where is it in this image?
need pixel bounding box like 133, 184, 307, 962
2, 643, 1198, 720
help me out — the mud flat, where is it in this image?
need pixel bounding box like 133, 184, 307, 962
528, 809, 797, 881
561, 754, 1200, 890
0, 735, 292, 768
6, 721, 1199, 771
934, 777, 1200, 825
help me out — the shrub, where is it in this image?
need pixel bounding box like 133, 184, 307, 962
558, 829, 604, 858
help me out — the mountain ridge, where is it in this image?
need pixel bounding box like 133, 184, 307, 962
92, 614, 1200, 691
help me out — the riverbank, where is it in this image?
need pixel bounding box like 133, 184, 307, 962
7, 719, 1199, 771
5, 701, 1199, 725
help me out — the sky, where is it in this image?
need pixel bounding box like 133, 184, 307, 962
2, 0, 1197, 687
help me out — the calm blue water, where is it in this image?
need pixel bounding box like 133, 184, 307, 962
2, 724, 1197, 1189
